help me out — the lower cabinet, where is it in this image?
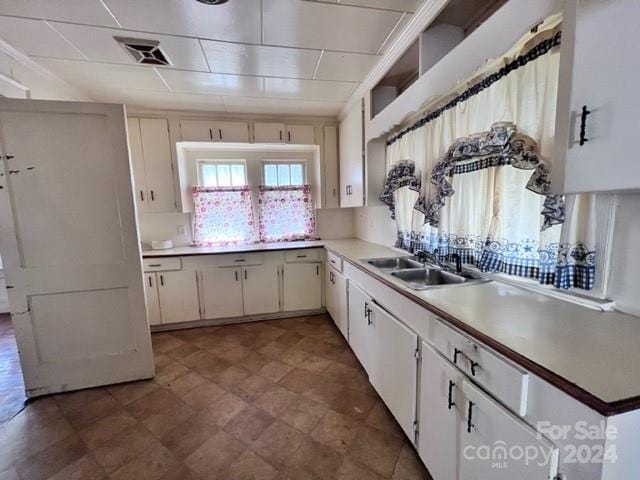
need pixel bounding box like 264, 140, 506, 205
200, 268, 244, 319
347, 281, 374, 372
283, 262, 322, 311
144, 273, 161, 326
242, 264, 279, 315
156, 270, 201, 325
326, 266, 348, 339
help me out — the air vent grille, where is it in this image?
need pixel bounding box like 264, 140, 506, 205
114, 37, 171, 66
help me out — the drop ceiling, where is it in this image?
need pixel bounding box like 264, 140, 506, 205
0, 0, 422, 116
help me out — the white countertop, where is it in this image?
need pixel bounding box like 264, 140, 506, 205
142, 238, 640, 412
142, 240, 326, 257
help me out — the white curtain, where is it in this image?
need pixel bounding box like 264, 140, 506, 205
381, 15, 597, 290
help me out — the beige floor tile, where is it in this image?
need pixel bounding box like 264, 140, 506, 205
232, 374, 274, 402
57, 394, 122, 429
152, 334, 186, 354
155, 362, 191, 386
165, 371, 208, 397
279, 397, 327, 434
310, 410, 360, 455
286, 438, 343, 480
165, 343, 202, 363
108, 380, 161, 406
365, 401, 406, 438
15, 434, 86, 480
184, 430, 246, 476
224, 406, 275, 445
216, 365, 253, 391
253, 385, 299, 417
328, 387, 377, 420
158, 413, 218, 459
334, 458, 385, 480
200, 392, 249, 427
348, 425, 404, 477
277, 368, 325, 395
180, 381, 226, 411
77, 410, 138, 448
224, 450, 279, 480
89, 424, 159, 473
258, 361, 294, 383
110, 444, 178, 480
252, 421, 307, 469
47, 455, 107, 480
392, 444, 433, 480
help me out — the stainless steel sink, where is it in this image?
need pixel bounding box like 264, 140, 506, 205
390, 267, 489, 290
366, 256, 423, 271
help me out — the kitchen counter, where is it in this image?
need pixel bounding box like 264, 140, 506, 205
142, 238, 640, 415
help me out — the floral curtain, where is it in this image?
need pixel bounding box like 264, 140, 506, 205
192, 186, 256, 246
258, 185, 315, 242
381, 15, 597, 290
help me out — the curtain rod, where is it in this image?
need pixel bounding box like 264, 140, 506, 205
386, 30, 562, 147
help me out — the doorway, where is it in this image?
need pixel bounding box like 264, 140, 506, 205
0, 313, 25, 425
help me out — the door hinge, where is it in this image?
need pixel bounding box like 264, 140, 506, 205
413, 420, 419, 441
414, 348, 421, 360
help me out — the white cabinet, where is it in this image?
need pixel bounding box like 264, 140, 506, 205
144, 273, 161, 326
214, 121, 250, 143
254, 122, 286, 143
286, 124, 315, 144
127, 117, 176, 213
347, 281, 373, 372
326, 266, 348, 339
283, 262, 322, 311
460, 381, 559, 479
418, 342, 464, 480
242, 264, 279, 315
323, 125, 340, 208
368, 302, 418, 439
200, 268, 244, 320
553, 0, 640, 193
180, 120, 249, 142
339, 99, 364, 207
157, 270, 201, 324
180, 120, 212, 141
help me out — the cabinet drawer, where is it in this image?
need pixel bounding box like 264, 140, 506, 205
284, 249, 321, 262
217, 253, 263, 267
326, 251, 343, 272
143, 257, 182, 272
427, 318, 529, 416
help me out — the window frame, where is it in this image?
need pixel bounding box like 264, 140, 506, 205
197, 159, 247, 187
261, 160, 307, 187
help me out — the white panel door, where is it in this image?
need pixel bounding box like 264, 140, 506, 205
418, 342, 464, 480
144, 273, 161, 326
157, 270, 201, 324
347, 281, 373, 372
0, 99, 153, 397
180, 119, 213, 141
368, 302, 418, 439
126, 117, 148, 213
200, 268, 244, 319
254, 122, 286, 143
339, 99, 364, 207
283, 262, 322, 311
286, 124, 315, 144
242, 265, 279, 315
460, 380, 559, 479
214, 121, 250, 143
139, 118, 175, 213
323, 125, 340, 208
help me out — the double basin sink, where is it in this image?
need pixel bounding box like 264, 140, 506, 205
366, 256, 489, 290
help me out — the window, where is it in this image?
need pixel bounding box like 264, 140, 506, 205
263, 161, 305, 187
198, 160, 246, 187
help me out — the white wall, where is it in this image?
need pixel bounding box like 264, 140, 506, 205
354, 205, 397, 246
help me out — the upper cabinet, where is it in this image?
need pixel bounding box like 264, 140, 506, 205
323, 125, 340, 209
127, 117, 176, 214
552, 0, 640, 194
286, 124, 316, 144
339, 98, 365, 207
180, 119, 250, 142
254, 122, 315, 144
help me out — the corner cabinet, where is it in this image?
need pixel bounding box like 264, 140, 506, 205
339, 99, 365, 207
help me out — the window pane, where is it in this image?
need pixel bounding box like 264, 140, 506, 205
231, 164, 246, 186
201, 164, 217, 187
264, 164, 278, 186
217, 164, 231, 187
290, 164, 304, 185
277, 164, 290, 186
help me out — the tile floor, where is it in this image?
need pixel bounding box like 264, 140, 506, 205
0, 314, 26, 426
0, 314, 432, 480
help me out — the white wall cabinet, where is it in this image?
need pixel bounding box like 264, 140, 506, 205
127, 117, 176, 213
339, 98, 364, 207
283, 262, 322, 311
286, 124, 315, 144
156, 270, 201, 324
200, 268, 244, 319
180, 119, 250, 142
215, 121, 251, 143
242, 264, 280, 315
326, 266, 348, 339
323, 125, 340, 209
144, 273, 162, 326
254, 122, 286, 143
347, 281, 373, 372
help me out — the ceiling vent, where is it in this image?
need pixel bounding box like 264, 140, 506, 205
114, 37, 172, 66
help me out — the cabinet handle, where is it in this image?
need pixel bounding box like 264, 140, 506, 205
159, 274, 164, 286
453, 348, 463, 365
470, 360, 480, 377
288, 131, 291, 142
234, 259, 246, 263
316, 265, 320, 276
148, 276, 153, 288
329, 271, 334, 283
467, 401, 475, 433
209, 128, 213, 140
296, 254, 307, 258
219, 128, 223, 140
333, 188, 336, 198
140, 190, 145, 201
579, 105, 591, 146
150, 190, 155, 201
148, 263, 161, 267
447, 380, 455, 410
235, 270, 239, 281
244, 269, 248, 280
279, 130, 283, 141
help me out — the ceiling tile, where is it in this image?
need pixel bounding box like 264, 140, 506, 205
222, 96, 343, 116
103, 0, 261, 43
315, 51, 378, 82
264, 77, 356, 102
0, 17, 84, 59
0, 0, 119, 27
49, 23, 208, 71
36, 58, 169, 93
263, 0, 402, 54
157, 70, 264, 97
95, 90, 226, 112
201, 41, 320, 79
377, 12, 413, 54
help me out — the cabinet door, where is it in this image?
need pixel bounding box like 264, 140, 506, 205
323, 125, 340, 208
126, 117, 148, 214
139, 118, 176, 213
460, 380, 559, 480
339, 99, 364, 207
200, 268, 243, 319
368, 302, 418, 439
557, 0, 640, 193
242, 265, 279, 315
283, 263, 322, 311
180, 120, 213, 141
418, 342, 464, 480
157, 270, 201, 324
144, 273, 161, 326
254, 122, 286, 143
347, 281, 373, 372
213, 121, 250, 143
286, 124, 315, 144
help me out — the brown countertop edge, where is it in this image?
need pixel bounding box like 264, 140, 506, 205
324, 246, 640, 418
142, 243, 323, 258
